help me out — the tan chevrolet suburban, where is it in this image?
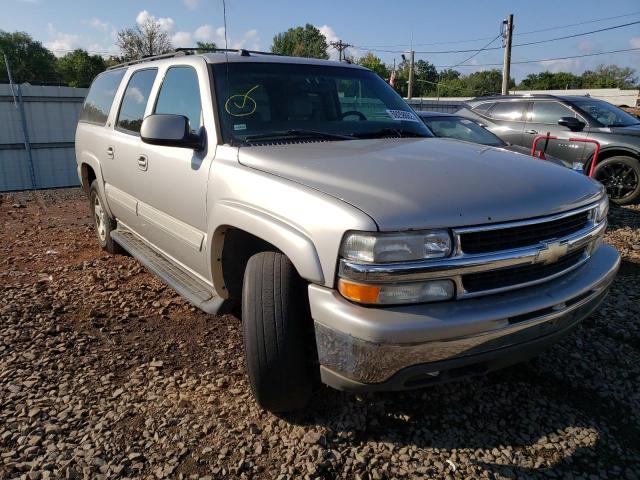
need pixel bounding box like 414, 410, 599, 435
75, 49, 620, 412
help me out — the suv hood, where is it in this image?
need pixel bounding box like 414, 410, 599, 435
238, 138, 603, 230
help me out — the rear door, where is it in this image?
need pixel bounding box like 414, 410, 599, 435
101, 67, 158, 232
523, 100, 590, 164
482, 101, 528, 146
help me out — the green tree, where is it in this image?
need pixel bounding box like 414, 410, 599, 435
271, 24, 328, 59
196, 41, 217, 53
581, 64, 638, 89
464, 69, 509, 96
519, 71, 582, 90
55, 49, 106, 87
357, 52, 389, 80
438, 68, 461, 82
0, 30, 57, 84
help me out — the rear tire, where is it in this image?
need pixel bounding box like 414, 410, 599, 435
593, 156, 640, 205
242, 251, 317, 412
89, 180, 122, 254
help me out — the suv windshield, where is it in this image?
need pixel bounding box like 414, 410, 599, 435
571, 97, 640, 127
211, 62, 432, 144
422, 115, 505, 147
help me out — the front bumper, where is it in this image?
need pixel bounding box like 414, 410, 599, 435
310, 245, 620, 391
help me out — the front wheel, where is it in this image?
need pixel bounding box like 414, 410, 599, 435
242, 252, 317, 412
593, 156, 640, 205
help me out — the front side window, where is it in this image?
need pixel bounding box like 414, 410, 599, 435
116, 69, 157, 134
211, 62, 432, 145
80, 69, 126, 125
423, 116, 504, 146
528, 101, 576, 124
154, 67, 202, 132
488, 101, 527, 121
571, 98, 640, 127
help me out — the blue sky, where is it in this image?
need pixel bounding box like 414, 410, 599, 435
1, 0, 639, 81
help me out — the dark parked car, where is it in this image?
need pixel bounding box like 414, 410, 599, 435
457, 94, 640, 204
417, 111, 569, 168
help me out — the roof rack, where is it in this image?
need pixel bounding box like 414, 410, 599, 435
107, 47, 283, 70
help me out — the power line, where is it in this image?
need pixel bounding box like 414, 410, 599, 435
356, 20, 640, 54
432, 47, 640, 69
355, 11, 640, 49
450, 34, 502, 68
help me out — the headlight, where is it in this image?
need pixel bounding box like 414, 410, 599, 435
595, 195, 609, 223
340, 230, 451, 263
338, 278, 455, 305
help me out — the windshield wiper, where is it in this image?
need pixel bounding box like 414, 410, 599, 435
243, 129, 354, 142
352, 128, 429, 139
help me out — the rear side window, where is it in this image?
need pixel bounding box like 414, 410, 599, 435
471, 102, 492, 115
116, 69, 158, 134
154, 67, 202, 132
80, 69, 126, 125
487, 101, 527, 121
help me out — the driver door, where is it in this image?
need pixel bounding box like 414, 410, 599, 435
523, 100, 592, 164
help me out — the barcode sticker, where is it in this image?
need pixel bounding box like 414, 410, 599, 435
386, 109, 420, 123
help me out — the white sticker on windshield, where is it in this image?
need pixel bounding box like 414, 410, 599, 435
234, 123, 247, 131
386, 109, 420, 123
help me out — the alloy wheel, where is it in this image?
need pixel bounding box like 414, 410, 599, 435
595, 162, 639, 201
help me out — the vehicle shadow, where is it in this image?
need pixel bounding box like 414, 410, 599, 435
608, 204, 640, 231
281, 348, 638, 478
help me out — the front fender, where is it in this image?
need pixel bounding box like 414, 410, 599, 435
210, 200, 324, 297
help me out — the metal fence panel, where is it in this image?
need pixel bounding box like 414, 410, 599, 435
0, 84, 87, 192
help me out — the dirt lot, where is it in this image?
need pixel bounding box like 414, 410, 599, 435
1, 188, 639, 480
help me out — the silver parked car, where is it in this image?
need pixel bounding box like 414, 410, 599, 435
76, 49, 619, 412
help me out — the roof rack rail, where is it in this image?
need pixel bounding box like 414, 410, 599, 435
174, 47, 283, 56
107, 47, 284, 70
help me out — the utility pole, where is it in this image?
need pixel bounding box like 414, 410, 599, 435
501, 14, 513, 96
330, 40, 352, 61
407, 50, 415, 99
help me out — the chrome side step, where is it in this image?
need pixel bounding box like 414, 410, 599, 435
111, 229, 224, 315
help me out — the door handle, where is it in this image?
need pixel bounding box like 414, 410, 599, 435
106, 146, 114, 159
137, 155, 148, 171
525, 129, 538, 135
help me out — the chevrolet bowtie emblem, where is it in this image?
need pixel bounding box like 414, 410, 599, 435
536, 241, 568, 265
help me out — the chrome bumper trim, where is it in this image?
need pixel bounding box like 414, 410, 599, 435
315, 246, 620, 384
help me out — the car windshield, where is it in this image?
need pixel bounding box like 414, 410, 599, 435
211, 62, 432, 145
421, 116, 505, 147
571, 98, 640, 127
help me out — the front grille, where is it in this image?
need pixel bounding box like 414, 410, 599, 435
459, 211, 590, 254
462, 249, 586, 293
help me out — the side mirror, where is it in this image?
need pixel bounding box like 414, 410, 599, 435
140, 114, 204, 150
558, 116, 585, 132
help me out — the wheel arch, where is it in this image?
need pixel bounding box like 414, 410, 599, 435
586, 146, 639, 172
209, 201, 325, 300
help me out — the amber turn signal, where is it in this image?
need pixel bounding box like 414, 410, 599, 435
338, 279, 380, 304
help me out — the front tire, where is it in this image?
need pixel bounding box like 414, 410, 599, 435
593, 156, 640, 205
242, 252, 317, 412
89, 180, 122, 254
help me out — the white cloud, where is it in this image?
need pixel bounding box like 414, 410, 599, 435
194, 25, 215, 42
136, 10, 175, 33
631, 37, 640, 49
172, 31, 193, 47
44, 23, 82, 56
184, 0, 199, 10
88, 17, 109, 32
538, 58, 584, 73
318, 25, 359, 60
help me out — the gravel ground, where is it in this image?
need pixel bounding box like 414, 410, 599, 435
0, 188, 639, 480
